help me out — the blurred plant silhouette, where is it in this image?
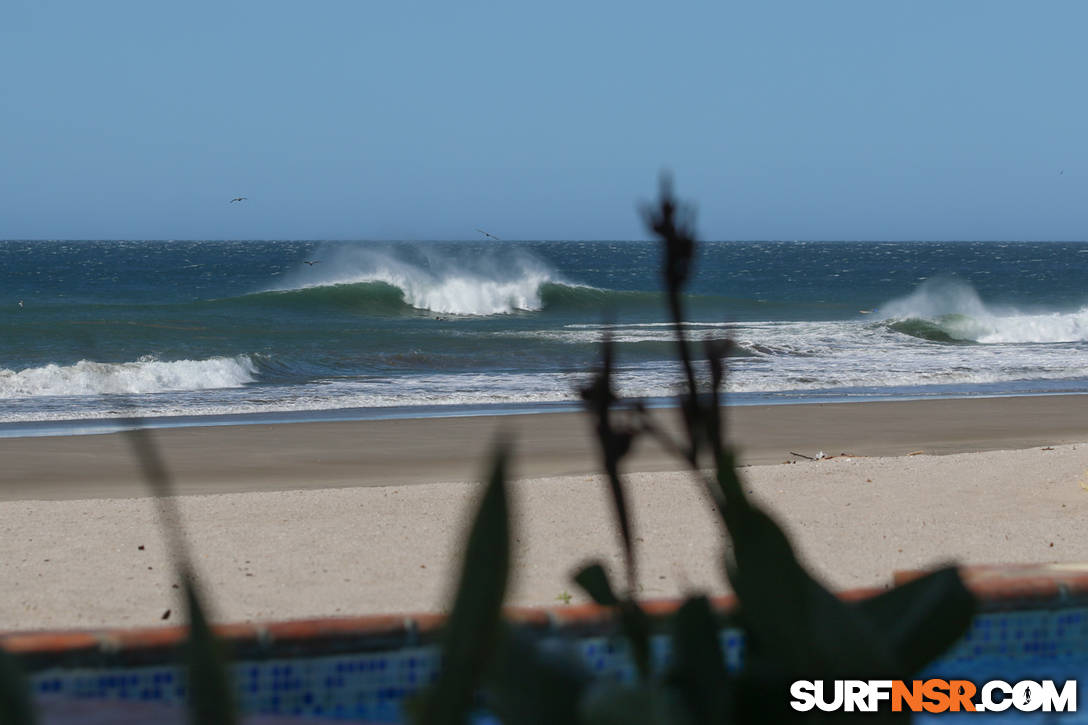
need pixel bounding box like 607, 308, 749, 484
0, 408, 237, 723
0, 178, 976, 725
123, 423, 238, 725
416, 177, 977, 724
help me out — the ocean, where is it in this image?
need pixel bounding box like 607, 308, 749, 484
2, 239, 1088, 436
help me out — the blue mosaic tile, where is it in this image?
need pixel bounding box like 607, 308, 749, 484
28, 606, 1088, 722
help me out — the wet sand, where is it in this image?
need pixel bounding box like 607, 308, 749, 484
2, 395, 1088, 500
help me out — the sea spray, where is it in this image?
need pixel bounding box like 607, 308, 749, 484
878, 278, 1088, 344
877, 278, 993, 322
267, 244, 566, 315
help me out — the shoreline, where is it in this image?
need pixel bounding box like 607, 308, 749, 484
4, 388, 1087, 441
3, 394, 1088, 501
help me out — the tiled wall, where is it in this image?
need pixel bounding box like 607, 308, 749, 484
29, 608, 1088, 723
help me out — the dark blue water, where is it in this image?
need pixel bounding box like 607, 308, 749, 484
3, 240, 1088, 430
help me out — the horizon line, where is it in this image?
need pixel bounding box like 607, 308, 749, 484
3, 238, 1088, 244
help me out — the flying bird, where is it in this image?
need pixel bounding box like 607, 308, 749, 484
303, 260, 320, 266
230, 197, 248, 203
476, 228, 500, 241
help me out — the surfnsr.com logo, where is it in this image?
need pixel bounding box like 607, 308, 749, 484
790, 679, 1077, 713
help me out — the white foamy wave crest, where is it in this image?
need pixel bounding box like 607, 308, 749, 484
878, 278, 1088, 343
958, 309, 1088, 344
271, 245, 565, 315
372, 267, 552, 315
0, 356, 259, 399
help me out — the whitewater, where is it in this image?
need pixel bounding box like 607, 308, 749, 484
0, 356, 258, 399
877, 278, 1088, 344
3, 239, 1088, 431
264, 245, 573, 315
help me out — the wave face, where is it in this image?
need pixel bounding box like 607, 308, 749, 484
263, 246, 565, 315
0, 356, 258, 398
878, 279, 1088, 344
242, 279, 724, 319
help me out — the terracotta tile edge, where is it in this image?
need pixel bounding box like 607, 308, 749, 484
5, 563, 1088, 662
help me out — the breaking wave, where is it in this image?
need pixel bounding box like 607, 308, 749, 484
243, 280, 688, 317
0, 355, 259, 398
246, 245, 740, 317
879, 279, 1088, 344
260, 246, 565, 315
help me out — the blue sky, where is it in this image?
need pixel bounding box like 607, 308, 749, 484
1, 1, 1085, 241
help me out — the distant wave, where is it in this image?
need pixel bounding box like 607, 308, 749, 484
0, 355, 258, 398
243, 280, 688, 317
878, 279, 1088, 344
244, 244, 759, 317
233, 280, 771, 323
260, 245, 566, 315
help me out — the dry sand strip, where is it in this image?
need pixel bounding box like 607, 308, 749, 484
0, 443, 1086, 631
3, 395, 1088, 500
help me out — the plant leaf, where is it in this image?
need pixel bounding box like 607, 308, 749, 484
573, 562, 620, 607
578, 681, 693, 725
581, 335, 639, 589
667, 596, 730, 723
183, 574, 236, 725
717, 462, 897, 676
854, 567, 976, 673
415, 445, 511, 725
619, 601, 652, 681
485, 624, 590, 725
601, 442, 636, 590
0, 648, 36, 725
573, 565, 651, 678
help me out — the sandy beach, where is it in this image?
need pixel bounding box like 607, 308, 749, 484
1, 395, 1087, 631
